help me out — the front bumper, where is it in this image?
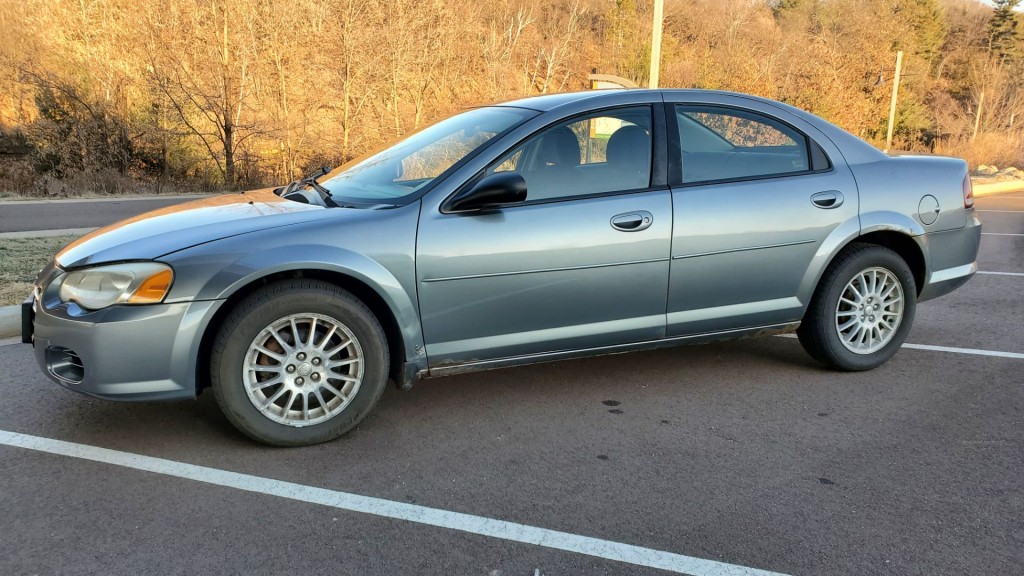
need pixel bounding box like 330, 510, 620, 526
27, 292, 221, 401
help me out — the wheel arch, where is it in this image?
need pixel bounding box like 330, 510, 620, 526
847, 230, 926, 295
849, 210, 927, 296
800, 212, 927, 311
194, 267, 418, 395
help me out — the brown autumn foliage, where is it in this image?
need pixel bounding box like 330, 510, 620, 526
0, 0, 1020, 196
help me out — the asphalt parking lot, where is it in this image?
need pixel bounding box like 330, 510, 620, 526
1, 194, 1021, 576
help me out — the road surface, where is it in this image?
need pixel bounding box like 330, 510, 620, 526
0, 196, 210, 233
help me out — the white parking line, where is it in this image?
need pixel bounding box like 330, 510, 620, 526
982, 232, 1024, 236
977, 271, 1024, 277
776, 334, 1024, 359
898, 343, 1024, 359
0, 429, 789, 576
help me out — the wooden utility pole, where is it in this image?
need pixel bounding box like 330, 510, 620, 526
649, 0, 664, 89
973, 91, 985, 141
885, 50, 903, 152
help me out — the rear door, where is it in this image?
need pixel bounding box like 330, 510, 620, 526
663, 96, 859, 336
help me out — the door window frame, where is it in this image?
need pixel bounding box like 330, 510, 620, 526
666, 104, 833, 188
442, 103, 669, 213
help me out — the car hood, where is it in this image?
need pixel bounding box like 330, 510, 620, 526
55, 189, 332, 268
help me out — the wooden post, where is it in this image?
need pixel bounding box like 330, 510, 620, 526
649, 0, 664, 89
973, 91, 985, 142
885, 50, 903, 152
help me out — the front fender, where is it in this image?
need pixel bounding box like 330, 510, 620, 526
162, 206, 425, 369
211, 246, 423, 361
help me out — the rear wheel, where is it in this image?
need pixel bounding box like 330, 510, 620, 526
798, 243, 916, 371
211, 279, 388, 446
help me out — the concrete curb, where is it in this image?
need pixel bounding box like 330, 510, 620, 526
0, 193, 214, 205
0, 305, 20, 339
0, 227, 97, 240
974, 180, 1024, 197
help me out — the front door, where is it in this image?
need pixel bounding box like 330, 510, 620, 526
416, 105, 673, 367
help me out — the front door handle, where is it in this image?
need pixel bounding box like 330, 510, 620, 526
611, 211, 653, 232
811, 190, 844, 209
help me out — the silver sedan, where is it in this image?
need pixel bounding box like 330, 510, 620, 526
22, 89, 981, 445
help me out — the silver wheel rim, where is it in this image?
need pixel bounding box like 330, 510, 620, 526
243, 313, 364, 427
835, 266, 904, 355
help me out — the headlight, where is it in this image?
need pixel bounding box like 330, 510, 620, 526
58, 262, 174, 310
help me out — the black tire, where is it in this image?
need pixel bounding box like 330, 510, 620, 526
210, 279, 389, 446
798, 243, 917, 371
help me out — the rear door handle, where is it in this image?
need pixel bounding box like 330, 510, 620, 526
611, 211, 653, 232
811, 190, 844, 209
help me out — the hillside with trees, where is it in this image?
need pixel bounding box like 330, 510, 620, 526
0, 0, 1020, 196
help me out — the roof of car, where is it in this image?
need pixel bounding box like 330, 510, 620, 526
493, 88, 888, 164
494, 90, 623, 111
494, 88, 779, 112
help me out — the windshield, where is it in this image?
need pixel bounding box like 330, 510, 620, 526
320, 107, 537, 203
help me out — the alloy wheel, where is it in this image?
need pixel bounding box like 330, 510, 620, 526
834, 266, 905, 355
242, 313, 364, 427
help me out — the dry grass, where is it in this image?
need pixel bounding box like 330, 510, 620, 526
935, 133, 1024, 171
0, 235, 78, 306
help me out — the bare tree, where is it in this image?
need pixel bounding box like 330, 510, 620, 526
143, 0, 262, 187
2, 0, 1023, 197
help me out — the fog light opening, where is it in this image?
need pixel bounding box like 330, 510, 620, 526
46, 346, 85, 384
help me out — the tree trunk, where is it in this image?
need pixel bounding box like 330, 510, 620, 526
224, 116, 235, 186
221, 2, 235, 188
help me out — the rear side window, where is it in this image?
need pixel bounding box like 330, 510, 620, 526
674, 106, 812, 184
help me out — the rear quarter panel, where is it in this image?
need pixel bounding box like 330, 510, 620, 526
853, 155, 970, 234
850, 154, 979, 300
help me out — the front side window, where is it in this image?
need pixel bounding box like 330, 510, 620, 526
675, 106, 810, 184
488, 106, 653, 202
321, 106, 536, 203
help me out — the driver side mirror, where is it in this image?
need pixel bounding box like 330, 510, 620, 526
447, 172, 527, 212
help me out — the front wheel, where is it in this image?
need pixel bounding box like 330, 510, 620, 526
798, 243, 916, 371
210, 280, 389, 446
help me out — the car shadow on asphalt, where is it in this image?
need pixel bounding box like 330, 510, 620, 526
7, 337, 824, 453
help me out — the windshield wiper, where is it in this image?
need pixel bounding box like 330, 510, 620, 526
331, 200, 402, 209
277, 166, 331, 201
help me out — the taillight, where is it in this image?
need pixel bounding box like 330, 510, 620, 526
963, 174, 974, 209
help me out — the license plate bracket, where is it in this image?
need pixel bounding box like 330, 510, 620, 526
21, 295, 34, 344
